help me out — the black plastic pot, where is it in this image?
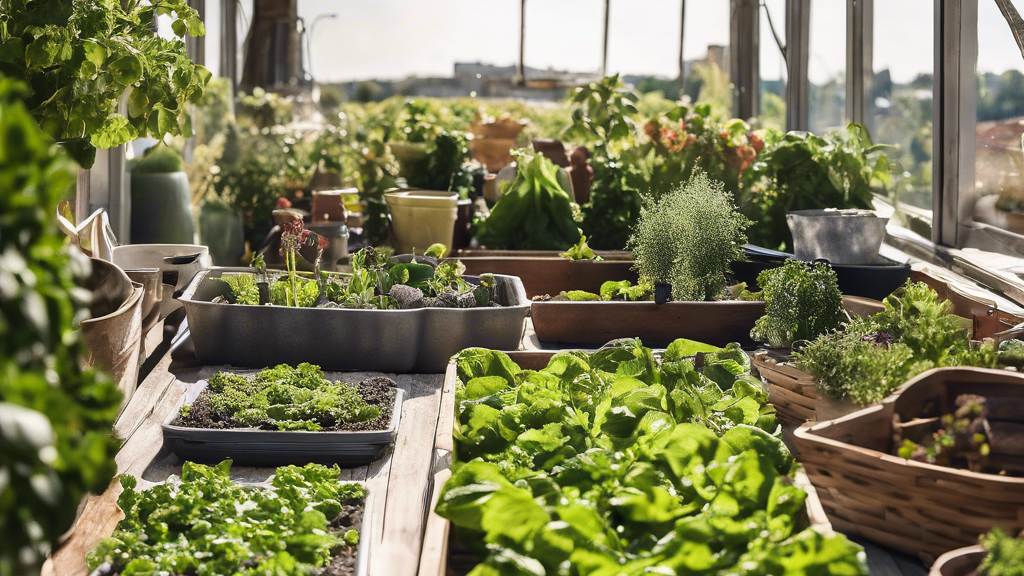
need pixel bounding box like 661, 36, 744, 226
731, 245, 911, 301
654, 282, 672, 304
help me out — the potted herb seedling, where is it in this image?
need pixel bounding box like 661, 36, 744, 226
931, 528, 1023, 576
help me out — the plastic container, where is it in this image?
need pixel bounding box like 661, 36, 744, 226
162, 379, 404, 466
385, 190, 458, 255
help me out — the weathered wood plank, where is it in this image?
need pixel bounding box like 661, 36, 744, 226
375, 372, 446, 576
417, 468, 452, 576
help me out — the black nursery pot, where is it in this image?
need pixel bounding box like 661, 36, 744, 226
654, 282, 672, 304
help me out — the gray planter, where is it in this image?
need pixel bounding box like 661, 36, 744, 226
130, 171, 195, 244
786, 209, 888, 265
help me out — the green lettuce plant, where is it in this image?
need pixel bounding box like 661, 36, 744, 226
436, 339, 868, 575
0, 77, 122, 574
0, 0, 210, 167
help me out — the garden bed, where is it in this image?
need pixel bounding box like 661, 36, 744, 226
794, 366, 1024, 560
181, 268, 530, 372
162, 367, 404, 466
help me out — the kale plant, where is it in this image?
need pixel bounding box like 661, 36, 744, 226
436, 340, 867, 575
750, 259, 845, 348
628, 171, 749, 301
88, 461, 365, 576
0, 77, 122, 574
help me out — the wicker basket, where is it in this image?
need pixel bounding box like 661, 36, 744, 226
929, 545, 984, 576
753, 352, 818, 425
794, 367, 1024, 561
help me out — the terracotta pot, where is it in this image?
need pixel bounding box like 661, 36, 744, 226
470, 138, 517, 173
81, 259, 144, 407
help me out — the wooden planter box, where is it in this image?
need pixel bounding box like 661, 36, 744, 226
418, 350, 834, 576
930, 546, 984, 576
457, 250, 636, 299
531, 299, 766, 347
794, 367, 1024, 562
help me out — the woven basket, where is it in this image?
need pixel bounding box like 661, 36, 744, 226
929, 545, 984, 576
794, 367, 1024, 561
753, 352, 818, 425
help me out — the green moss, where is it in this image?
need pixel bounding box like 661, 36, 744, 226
565, 290, 600, 301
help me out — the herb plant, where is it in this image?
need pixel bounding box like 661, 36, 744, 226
437, 339, 867, 575
174, 364, 394, 432
0, 77, 122, 574
980, 528, 1024, 576
474, 152, 582, 250
797, 281, 997, 406
628, 171, 750, 301
750, 260, 845, 348
88, 461, 365, 576
560, 235, 603, 261
0, 0, 211, 167
404, 130, 475, 197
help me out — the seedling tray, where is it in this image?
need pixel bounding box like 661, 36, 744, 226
530, 299, 766, 347
180, 267, 530, 373
162, 378, 404, 466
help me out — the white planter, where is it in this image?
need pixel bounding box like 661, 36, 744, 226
385, 190, 459, 254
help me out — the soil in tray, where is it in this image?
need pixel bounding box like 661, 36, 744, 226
173, 373, 397, 432
318, 500, 365, 576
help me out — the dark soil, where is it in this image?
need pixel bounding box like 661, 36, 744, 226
172, 376, 397, 432
317, 498, 365, 576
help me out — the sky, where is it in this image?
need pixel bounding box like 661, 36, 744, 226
199, 0, 1024, 85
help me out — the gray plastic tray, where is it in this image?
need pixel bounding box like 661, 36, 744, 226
89, 478, 370, 576
180, 267, 530, 373
162, 379, 404, 466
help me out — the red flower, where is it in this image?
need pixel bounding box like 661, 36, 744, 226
682, 134, 696, 149
750, 133, 765, 153
662, 129, 679, 143
644, 121, 660, 141
318, 235, 329, 250
277, 197, 292, 209
679, 119, 687, 132
720, 130, 730, 140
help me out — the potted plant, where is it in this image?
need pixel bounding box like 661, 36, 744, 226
0, 78, 122, 574
529, 171, 766, 346
1, 0, 210, 168
931, 529, 1023, 576
128, 143, 196, 244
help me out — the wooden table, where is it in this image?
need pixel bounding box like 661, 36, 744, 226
43, 325, 450, 576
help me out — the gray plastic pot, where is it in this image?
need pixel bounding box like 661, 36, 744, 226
180, 268, 530, 373
199, 200, 246, 266
130, 171, 195, 244
786, 209, 888, 265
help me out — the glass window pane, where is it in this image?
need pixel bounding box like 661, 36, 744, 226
759, 0, 786, 130
971, 0, 1024, 237
870, 1, 933, 215
679, 1, 731, 115
204, 0, 222, 78
807, 0, 845, 133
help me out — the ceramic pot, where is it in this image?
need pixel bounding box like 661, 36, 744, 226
786, 209, 888, 265
199, 200, 246, 266
385, 190, 459, 254
130, 172, 196, 244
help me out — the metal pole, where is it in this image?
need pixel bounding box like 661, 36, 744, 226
678, 0, 686, 97
221, 0, 238, 90
601, 0, 611, 77
730, 0, 759, 119
785, 0, 810, 130
518, 0, 526, 85
846, 0, 873, 126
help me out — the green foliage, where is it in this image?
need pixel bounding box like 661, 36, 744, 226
0, 0, 210, 167
628, 171, 749, 301
436, 341, 866, 575
980, 528, 1024, 576
128, 143, 185, 173
797, 282, 996, 406
87, 462, 365, 575
0, 77, 122, 574
404, 130, 475, 197
475, 153, 582, 250
740, 124, 892, 251
211, 124, 287, 248
750, 260, 845, 348
216, 273, 260, 305
180, 364, 384, 431
560, 235, 602, 261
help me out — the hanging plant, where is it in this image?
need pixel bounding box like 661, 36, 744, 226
0, 0, 210, 167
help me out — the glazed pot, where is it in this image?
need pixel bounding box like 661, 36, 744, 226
130, 171, 196, 244
786, 209, 888, 265
385, 190, 459, 254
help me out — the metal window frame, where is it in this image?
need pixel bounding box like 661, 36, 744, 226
785, 0, 810, 130
731, 0, 760, 120
846, 0, 873, 126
